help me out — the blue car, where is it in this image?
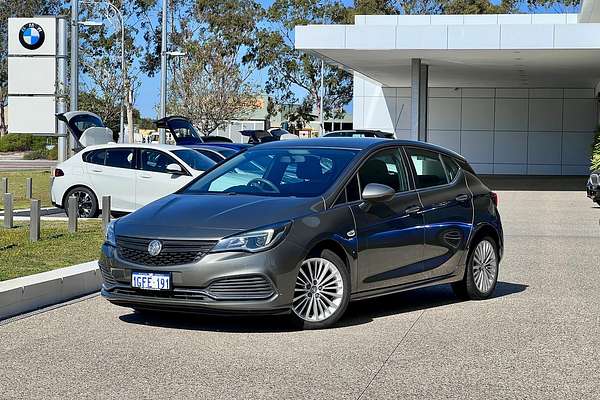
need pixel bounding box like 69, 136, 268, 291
155, 116, 251, 151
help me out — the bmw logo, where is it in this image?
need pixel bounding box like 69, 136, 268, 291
147, 240, 162, 257
19, 23, 45, 50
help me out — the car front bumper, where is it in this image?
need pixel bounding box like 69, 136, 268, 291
587, 186, 599, 200
99, 238, 306, 315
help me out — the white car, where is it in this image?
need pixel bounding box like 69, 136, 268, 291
51, 143, 216, 217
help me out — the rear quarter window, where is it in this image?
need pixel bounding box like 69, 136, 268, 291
84, 150, 106, 165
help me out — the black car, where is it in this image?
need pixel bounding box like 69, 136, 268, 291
100, 138, 503, 329
587, 170, 600, 205
324, 129, 395, 139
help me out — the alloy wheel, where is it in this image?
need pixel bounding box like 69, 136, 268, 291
472, 239, 497, 293
292, 257, 344, 322
72, 190, 94, 218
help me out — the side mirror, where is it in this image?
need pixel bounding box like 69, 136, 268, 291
166, 163, 183, 174
362, 183, 395, 203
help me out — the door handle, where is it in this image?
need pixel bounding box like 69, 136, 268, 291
455, 194, 469, 202
90, 168, 102, 173
405, 205, 421, 215
139, 174, 152, 179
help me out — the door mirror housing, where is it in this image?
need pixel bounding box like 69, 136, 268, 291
362, 183, 395, 203
166, 163, 184, 174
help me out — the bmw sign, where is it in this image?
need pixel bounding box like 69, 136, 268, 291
19, 23, 45, 50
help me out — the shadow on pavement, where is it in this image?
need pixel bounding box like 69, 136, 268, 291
118, 281, 528, 333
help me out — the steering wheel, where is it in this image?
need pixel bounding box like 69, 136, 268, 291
247, 178, 280, 193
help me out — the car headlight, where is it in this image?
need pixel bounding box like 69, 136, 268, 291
105, 220, 116, 246
211, 222, 291, 253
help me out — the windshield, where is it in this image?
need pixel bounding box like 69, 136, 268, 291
182, 148, 358, 197
172, 149, 215, 171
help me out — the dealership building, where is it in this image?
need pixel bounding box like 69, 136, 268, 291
295, 0, 600, 175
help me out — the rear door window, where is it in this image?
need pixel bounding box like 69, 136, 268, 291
405, 148, 449, 189
105, 148, 135, 169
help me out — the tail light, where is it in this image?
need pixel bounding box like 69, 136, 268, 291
54, 168, 64, 177
490, 191, 498, 206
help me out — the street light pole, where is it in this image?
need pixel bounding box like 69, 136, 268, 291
70, 0, 79, 115
80, 1, 125, 141
159, 0, 168, 144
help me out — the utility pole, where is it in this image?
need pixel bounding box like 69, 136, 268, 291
159, 0, 168, 144
70, 0, 79, 114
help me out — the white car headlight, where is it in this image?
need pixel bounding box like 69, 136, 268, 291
211, 222, 291, 253
105, 220, 116, 246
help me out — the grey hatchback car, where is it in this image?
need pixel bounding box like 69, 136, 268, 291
100, 138, 503, 329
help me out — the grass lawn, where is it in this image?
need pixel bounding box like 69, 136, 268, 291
0, 219, 104, 281
0, 169, 53, 211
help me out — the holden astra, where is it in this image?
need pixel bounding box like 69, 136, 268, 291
100, 138, 503, 329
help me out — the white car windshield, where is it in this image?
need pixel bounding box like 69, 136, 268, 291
172, 149, 215, 171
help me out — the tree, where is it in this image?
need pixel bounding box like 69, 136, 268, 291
143, 0, 263, 135
78, 0, 154, 142
591, 129, 600, 172
168, 43, 259, 135
0, 0, 63, 137
250, 0, 353, 133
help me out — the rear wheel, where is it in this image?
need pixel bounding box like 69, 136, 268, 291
452, 236, 499, 300
289, 249, 350, 330
64, 187, 99, 218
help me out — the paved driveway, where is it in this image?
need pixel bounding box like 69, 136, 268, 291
1, 190, 599, 399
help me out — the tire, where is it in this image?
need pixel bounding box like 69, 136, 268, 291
289, 249, 351, 330
64, 187, 99, 218
452, 236, 499, 300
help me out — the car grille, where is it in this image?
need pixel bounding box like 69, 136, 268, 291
98, 261, 117, 285
116, 236, 217, 266
207, 275, 275, 300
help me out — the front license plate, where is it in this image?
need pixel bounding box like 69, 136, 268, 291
131, 272, 171, 291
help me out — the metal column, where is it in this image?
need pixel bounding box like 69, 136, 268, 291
70, 0, 79, 113
410, 58, 428, 142
57, 17, 68, 162
158, 0, 168, 144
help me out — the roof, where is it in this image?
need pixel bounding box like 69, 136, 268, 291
81, 143, 193, 152
295, 12, 600, 88
249, 137, 467, 160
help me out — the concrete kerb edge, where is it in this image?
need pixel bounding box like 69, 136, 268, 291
0, 260, 101, 321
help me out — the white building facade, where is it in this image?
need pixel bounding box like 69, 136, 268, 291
295, 1, 600, 175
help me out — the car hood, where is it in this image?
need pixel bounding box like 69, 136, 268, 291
115, 194, 324, 240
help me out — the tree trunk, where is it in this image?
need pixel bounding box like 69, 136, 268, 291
0, 100, 7, 137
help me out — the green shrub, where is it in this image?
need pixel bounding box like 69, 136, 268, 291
0, 133, 33, 152
591, 129, 600, 172
23, 146, 58, 160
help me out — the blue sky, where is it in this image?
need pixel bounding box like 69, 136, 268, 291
131, 0, 580, 119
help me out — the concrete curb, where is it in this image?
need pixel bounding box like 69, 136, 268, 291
0, 261, 101, 321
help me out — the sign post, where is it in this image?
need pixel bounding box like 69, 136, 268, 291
7, 17, 68, 162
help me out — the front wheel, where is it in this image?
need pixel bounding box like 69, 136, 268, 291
289, 249, 350, 330
452, 237, 499, 300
